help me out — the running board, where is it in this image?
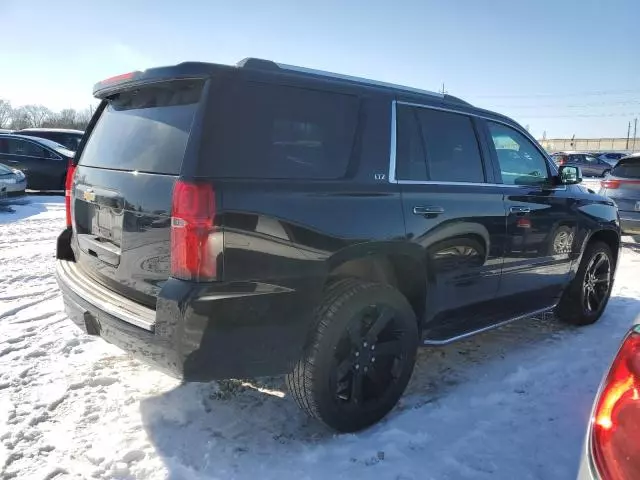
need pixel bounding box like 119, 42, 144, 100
422, 304, 558, 346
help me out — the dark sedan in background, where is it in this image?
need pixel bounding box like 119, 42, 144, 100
16, 128, 84, 151
0, 163, 26, 202
551, 152, 613, 177
599, 153, 640, 235
0, 134, 74, 190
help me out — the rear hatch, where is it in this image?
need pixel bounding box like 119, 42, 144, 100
71, 76, 207, 307
600, 157, 640, 214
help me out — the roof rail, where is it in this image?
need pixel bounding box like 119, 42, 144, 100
237, 57, 444, 99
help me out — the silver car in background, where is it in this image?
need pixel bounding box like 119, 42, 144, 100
0, 163, 26, 202
599, 153, 640, 235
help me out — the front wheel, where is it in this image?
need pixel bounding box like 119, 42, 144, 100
286, 279, 418, 432
556, 241, 614, 325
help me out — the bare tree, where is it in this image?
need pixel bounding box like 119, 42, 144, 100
21, 104, 52, 128
10, 107, 31, 130
0, 100, 12, 129
75, 107, 93, 129
43, 108, 78, 129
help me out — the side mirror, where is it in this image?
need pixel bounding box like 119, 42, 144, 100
558, 165, 582, 185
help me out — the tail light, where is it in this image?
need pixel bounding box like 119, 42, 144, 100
558, 158, 566, 165
64, 161, 76, 227
601, 179, 621, 189
601, 179, 640, 190
170, 180, 220, 281
591, 328, 640, 480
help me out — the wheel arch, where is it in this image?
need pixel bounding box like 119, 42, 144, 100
326, 241, 427, 323
583, 228, 621, 268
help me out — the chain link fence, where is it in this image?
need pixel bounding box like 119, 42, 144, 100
540, 138, 640, 153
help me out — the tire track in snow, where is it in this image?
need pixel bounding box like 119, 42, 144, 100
0, 293, 58, 321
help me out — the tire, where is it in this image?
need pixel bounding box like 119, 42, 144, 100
286, 278, 418, 432
556, 241, 614, 326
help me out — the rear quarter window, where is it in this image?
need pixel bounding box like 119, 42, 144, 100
204, 82, 359, 179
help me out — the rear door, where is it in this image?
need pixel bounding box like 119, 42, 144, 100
484, 121, 576, 310
395, 103, 506, 331
71, 79, 206, 306
584, 155, 608, 176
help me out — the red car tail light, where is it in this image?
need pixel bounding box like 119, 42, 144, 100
601, 179, 621, 189
601, 179, 640, 190
170, 180, 219, 281
591, 328, 640, 480
64, 161, 76, 227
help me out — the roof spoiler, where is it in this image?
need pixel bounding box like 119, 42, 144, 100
92, 62, 217, 98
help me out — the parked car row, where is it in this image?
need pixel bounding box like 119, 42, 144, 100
551, 151, 614, 177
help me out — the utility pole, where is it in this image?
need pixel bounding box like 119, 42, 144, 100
633, 118, 638, 152
626, 121, 631, 149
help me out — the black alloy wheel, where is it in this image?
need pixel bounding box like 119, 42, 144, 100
582, 251, 611, 314
286, 279, 418, 432
332, 305, 408, 408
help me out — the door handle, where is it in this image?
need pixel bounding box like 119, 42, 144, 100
413, 206, 445, 216
509, 206, 531, 214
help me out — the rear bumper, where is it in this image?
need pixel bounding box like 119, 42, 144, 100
620, 211, 640, 235
55, 256, 315, 381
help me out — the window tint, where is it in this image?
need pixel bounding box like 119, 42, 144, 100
416, 109, 485, 183
395, 106, 427, 180
80, 80, 203, 174
395, 106, 485, 183
1, 138, 49, 158
206, 82, 359, 179
487, 122, 549, 186
584, 155, 600, 164
612, 160, 640, 178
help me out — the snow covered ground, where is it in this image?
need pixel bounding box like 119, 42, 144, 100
1, 196, 639, 480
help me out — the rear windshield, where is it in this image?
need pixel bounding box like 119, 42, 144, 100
612, 160, 640, 178
203, 81, 359, 179
79, 80, 203, 175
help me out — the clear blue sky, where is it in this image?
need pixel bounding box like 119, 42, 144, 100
1, 0, 638, 139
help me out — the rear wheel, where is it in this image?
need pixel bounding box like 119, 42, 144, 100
286, 279, 418, 432
556, 241, 614, 325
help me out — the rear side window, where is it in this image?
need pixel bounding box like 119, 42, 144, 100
396, 106, 427, 181
612, 160, 640, 178
206, 82, 359, 179
79, 80, 204, 174
395, 105, 485, 183
1, 138, 50, 158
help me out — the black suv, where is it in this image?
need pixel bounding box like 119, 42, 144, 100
55, 59, 621, 432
